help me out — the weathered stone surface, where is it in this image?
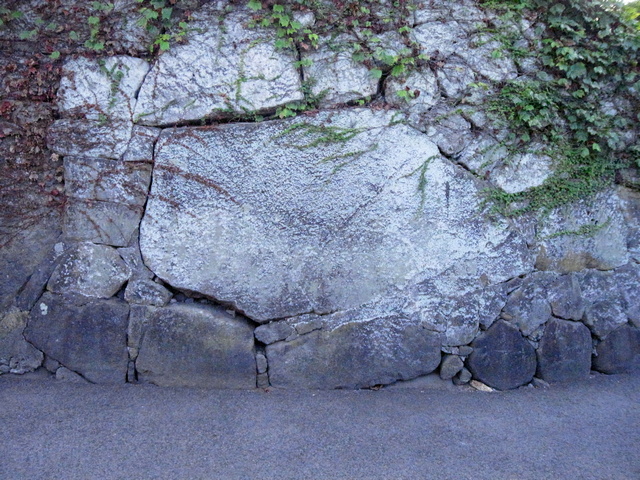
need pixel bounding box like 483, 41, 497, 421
118, 242, 154, 280
436, 57, 477, 100
578, 270, 628, 340
127, 304, 158, 360
534, 190, 629, 273
459, 35, 518, 83
387, 373, 457, 391
57, 56, 149, 122
453, 367, 473, 386
409, 284, 508, 347
0, 308, 43, 374
0, 212, 61, 312
254, 321, 296, 345
55, 366, 89, 383
25, 292, 129, 383
467, 320, 537, 390
257, 373, 269, 388
140, 109, 533, 322
134, 6, 303, 126
616, 263, 640, 328
386, 69, 440, 123
47, 243, 131, 298
490, 149, 553, 194
303, 35, 379, 106
64, 156, 152, 207
15, 242, 62, 312
547, 274, 585, 321
502, 272, 556, 337
256, 352, 268, 375
593, 325, 640, 374
439, 354, 464, 380
617, 187, 640, 262
412, 22, 469, 59
136, 303, 256, 388
536, 319, 592, 383
266, 311, 442, 389
124, 279, 172, 306
424, 111, 474, 156
64, 200, 143, 247
122, 126, 160, 163
47, 118, 133, 160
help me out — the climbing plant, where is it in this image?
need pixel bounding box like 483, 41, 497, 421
480, 0, 640, 215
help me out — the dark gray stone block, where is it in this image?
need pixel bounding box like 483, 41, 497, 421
593, 325, 640, 374
536, 318, 592, 383
547, 274, 585, 321
266, 315, 442, 389
136, 303, 256, 389
25, 292, 129, 383
439, 354, 464, 380
502, 272, 555, 336
467, 320, 537, 390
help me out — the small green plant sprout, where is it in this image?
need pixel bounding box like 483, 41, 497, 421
135, 0, 193, 52
395, 86, 420, 102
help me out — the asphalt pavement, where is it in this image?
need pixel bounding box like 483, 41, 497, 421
1, 372, 638, 480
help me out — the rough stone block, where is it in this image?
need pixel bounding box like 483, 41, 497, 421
47, 118, 133, 160
302, 34, 379, 107
578, 270, 628, 339
140, 109, 533, 322
502, 272, 556, 336
64, 199, 143, 247
593, 325, 640, 374
47, 243, 130, 299
124, 279, 172, 306
64, 156, 152, 207
136, 303, 256, 388
254, 321, 296, 345
439, 354, 464, 380
266, 313, 442, 389
547, 274, 585, 321
534, 190, 629, 273
0, 308, 43, 374
127, 304, 158, 360
385, 69, 439, 120
0, 212, 61, 312
122, 126, 160, 162
536, 319, 592, 383
57, 56, 149, 122
467, 320, 537, 390
25, 292, 129, 383
134, 7, 303, 126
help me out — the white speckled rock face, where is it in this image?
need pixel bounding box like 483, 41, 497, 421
133, 6, 303, 126
140, 109, 534, 321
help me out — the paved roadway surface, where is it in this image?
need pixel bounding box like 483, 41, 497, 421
1, 372, 638, 480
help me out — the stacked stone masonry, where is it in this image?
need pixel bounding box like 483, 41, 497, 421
1, 0, 639, 390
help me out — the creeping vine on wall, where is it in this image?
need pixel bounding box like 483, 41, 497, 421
480, 0, 640, 216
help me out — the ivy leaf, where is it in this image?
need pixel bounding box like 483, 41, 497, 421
370, 69, 383, 79
161, 7, 173, 20
49, 50, 61, 60
248, 0, 262, 11
566, 62, 587, 79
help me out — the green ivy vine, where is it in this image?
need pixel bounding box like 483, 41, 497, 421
480, 0, 640, 216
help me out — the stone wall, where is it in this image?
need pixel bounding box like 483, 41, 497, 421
1, 0, 639, 390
